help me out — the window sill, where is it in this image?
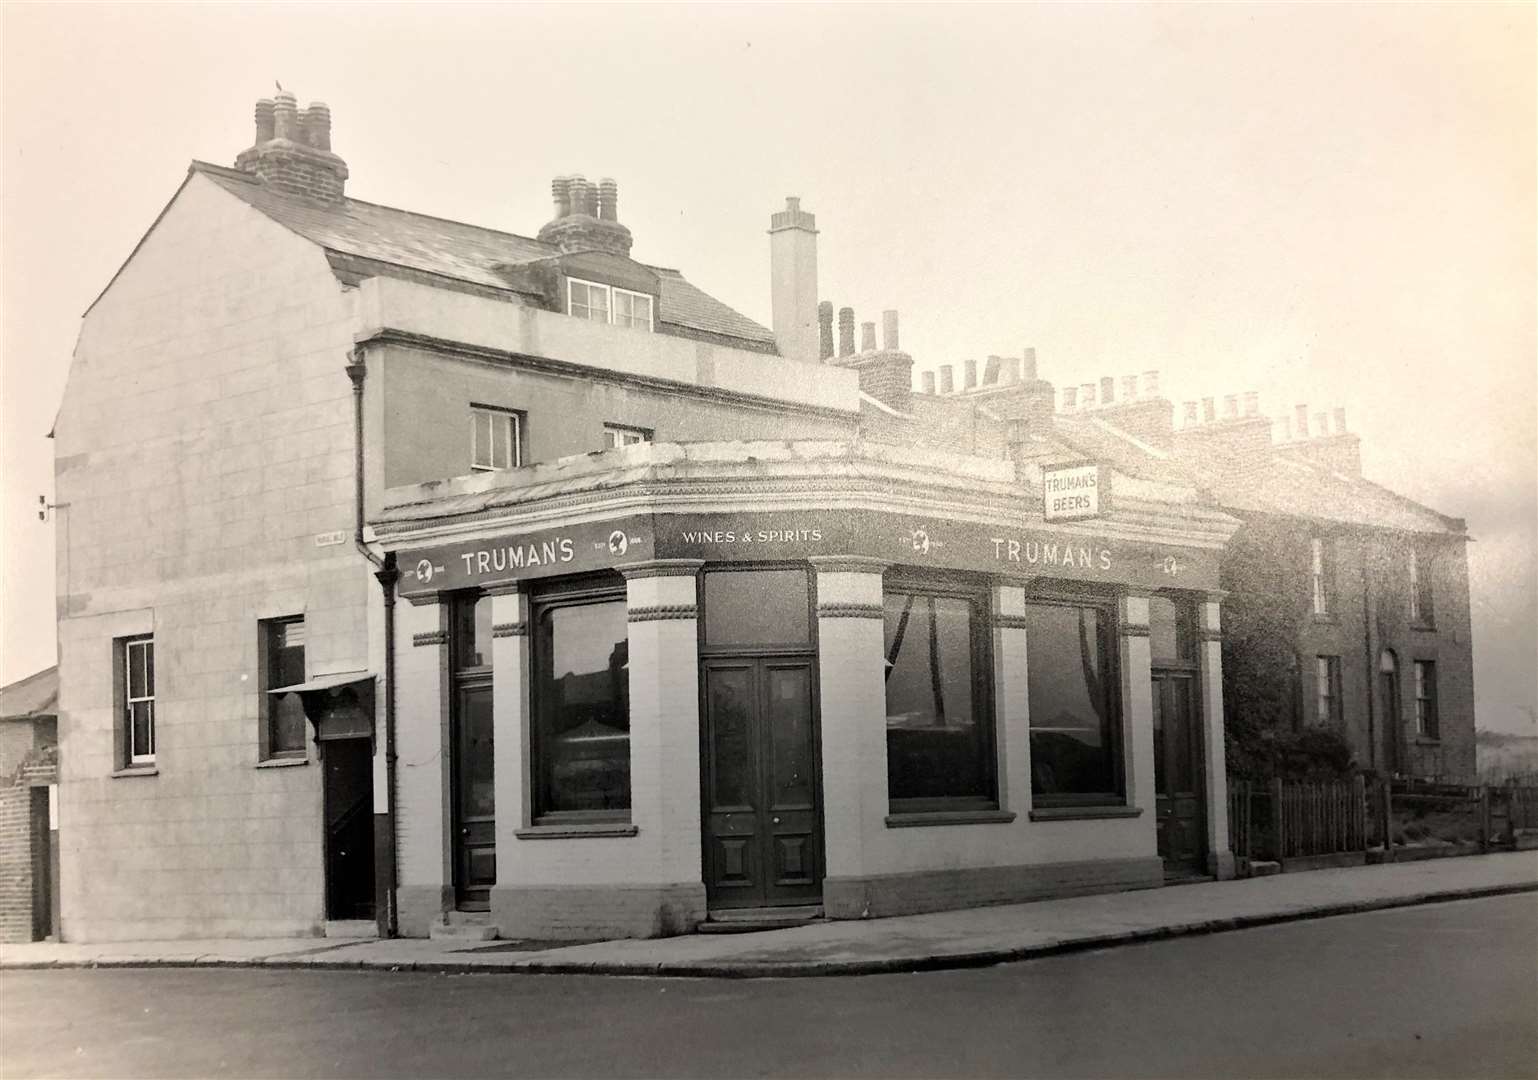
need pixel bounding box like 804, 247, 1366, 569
256, 756, 309, 769
885, 810, 1017, 829
111, 766, 159, 779
1028, 805, 1143, 821
515, 823, 638, 840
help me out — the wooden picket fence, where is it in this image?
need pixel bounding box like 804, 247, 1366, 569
1228, 776, 1367, 863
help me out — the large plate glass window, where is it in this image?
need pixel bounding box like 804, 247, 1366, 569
1024, 599, 1122, 805
882, 576, 996, 811
532, 578, 630, 821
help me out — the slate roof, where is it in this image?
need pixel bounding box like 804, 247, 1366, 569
1204, 454, 1466, 536
190, 162, 776, 349
0, 665, 58, 720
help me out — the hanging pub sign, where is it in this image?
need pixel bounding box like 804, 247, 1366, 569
1042, 461, 1107, 522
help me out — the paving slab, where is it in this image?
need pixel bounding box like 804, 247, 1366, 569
4, 851, 1533, 978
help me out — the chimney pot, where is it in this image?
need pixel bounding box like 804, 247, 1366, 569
304, 102, 332, 150
838, 307, 855, 358
861, 321, 877, 353
1314, 412, 1329, 438
1202, 397, 1217, 423
1122, 374, 1138, 401
598, 177, 618, 221
983, 355, 1002, 385
817, 301, 834, 361
1295, 404, 1310, 438
552, 176, 572, 218
964, 359, 978, 390
921, 370, 936, 394
254, 98, 275, 144
1142, 370, 1160, 397
1063, 386, 1078, 410
1244, 390, 1259, 417
1183, 401, 1199, 426
939, 364, 954, 394
1100, 376, 1116, 405
1224, 394, 1239, 419
1081, 382, 1096, 408
1022, 347, 1038, 381
882, 310, 899, 351
1004, 356, 1021, 384
272, 91, 298, 142
1333, 407, 1347, 434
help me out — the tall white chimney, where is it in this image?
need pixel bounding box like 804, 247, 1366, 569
769, 197, 819, 365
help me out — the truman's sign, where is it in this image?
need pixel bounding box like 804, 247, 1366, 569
1042, 462, 1106, 522
394, 507, 1219, 597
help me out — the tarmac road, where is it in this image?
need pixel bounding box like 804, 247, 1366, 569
2, 894, 1533, 1080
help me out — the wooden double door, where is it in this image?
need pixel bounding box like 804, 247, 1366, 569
1151, 670, 1207, 876
702, 657, 823, 909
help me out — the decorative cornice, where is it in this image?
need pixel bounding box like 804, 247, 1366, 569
994, 614, 1031, 631
618, 559, 704, 580
816, 602, 885, 620
492, 622, 527, 638
628, 604, 699, 622
412, 630, 447, 647
807, 556, 891, 575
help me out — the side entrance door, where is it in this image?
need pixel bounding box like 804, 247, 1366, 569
322, 737, 376, 920
1151, 670, 1206, 876
702, 657, 822, 909
452, 680, 496, 910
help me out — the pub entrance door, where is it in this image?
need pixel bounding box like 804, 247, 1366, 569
701, 657, 823, 909
1151, 669, 1206, 877
451, 680, 496, 910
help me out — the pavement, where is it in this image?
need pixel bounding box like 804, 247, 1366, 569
4, 851, 1535, 979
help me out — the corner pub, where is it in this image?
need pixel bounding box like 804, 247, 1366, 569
376, 437, 1238, 938
51, 88, 1251, 942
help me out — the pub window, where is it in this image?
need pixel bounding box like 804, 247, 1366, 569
1316, 655, 1342, 726
260, 617, 307, 759
1025, 600, 1122, 805
471, 406, 522, 472
882, 576, 996, 811
532, 577, 631, 821
1414, 660, 1439, 740
1148, 595, 1195, 666
118, 636, 156, 766
1409, 547, 1435, 626
1310, 536, 1331, 617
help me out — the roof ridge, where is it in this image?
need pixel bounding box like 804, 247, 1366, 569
191, 159, 557, 250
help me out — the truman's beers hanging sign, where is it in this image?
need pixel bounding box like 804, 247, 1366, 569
1042, 462, 1106, 522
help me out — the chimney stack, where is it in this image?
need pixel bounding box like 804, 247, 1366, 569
939, 365, 954, 394
768, 197, 820, 365
1100, 376, 1116, 405
965, 359, 978, 390
861, 321, 877, 353
817, 301, 834, 361
921, 371, 936, 394
538, 172, 633, 256
838, 307, 855, 358
1295, 404, 1310, 438
882, 310, 899, 351
235, 87, 349, 202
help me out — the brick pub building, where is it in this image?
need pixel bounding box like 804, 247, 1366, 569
49, 89, 1471, 942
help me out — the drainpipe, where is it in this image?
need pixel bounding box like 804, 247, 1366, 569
344, 350, 400, 936
1361, 548, 1376, 772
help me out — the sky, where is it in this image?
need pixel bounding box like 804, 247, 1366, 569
2, 2, 1534, 732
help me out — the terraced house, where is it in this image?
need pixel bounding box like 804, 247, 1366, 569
50, 88, 1471, 944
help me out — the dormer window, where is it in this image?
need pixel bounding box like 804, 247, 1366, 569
567, 277, 653, 331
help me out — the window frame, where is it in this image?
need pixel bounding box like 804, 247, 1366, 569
1309, 536, 1332, 618
881, 572, 998, 815
566, 277, 655, 332
1315, 654, 1342, 727
259, 616, 308, 761
1409, 546, 1435, 628
1413, 659, 1439, 740
529, 574, 632, 826
120, 635, 156, 767
603, 424, 653, 450
470, 405, 523, 473
1023, 592, 1125, 808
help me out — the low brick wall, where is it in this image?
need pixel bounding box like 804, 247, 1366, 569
823, 856, 1165, 920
